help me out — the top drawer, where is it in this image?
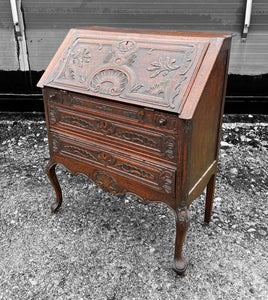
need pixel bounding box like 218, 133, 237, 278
44, 87, 178, 133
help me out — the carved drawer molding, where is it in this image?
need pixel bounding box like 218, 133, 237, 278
48, 105, 177, 162
47, 87, 178, 132
50, 132, 176, 195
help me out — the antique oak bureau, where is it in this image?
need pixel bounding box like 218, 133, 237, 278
38, 27, 231, 274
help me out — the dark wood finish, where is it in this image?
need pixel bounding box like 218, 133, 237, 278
38, 27, 231, 274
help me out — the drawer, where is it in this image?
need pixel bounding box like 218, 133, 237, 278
45, 87, 178, 132
47, 104, 177, 162
49, 131, 176, 195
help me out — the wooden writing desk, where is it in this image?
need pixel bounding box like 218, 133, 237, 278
38, 27, 231, 274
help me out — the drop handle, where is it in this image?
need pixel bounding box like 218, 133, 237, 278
159, 118, 167, 126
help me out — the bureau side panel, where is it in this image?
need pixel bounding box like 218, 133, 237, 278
187, 38, 231, 199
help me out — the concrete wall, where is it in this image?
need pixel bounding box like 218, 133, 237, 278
1, 0, 268, 75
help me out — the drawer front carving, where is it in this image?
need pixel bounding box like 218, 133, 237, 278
46, 88, 178, 132
93, 171, 126, 195
48, 105, 177, 161
50, 133, 176, 195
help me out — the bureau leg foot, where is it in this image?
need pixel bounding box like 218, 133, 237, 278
204, 174, 216, 224
173, 208, 190, 275
46, 161, 62, 213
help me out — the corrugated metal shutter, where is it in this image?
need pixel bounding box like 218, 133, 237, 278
6, 0, 268, 74
0, 1, 20, 70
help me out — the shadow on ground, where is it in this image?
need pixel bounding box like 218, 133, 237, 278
0, 113, 267, 299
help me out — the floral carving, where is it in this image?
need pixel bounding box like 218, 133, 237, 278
147, 57, 180, 78
90, 69, 128, 96
93, 171, 125, 194
145, 81, 167, 96
60, 47, 91, 82
71, 48, 91, 67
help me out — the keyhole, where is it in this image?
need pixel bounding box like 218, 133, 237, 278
125, 41, 129, 45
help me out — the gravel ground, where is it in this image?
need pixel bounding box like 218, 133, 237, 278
0, 113, 267, 300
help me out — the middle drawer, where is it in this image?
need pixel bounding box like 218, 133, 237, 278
48, 104, 177, 163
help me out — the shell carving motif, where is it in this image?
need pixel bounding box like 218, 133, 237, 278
90, 69, 128, 96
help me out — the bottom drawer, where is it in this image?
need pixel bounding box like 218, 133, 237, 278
49, 131, 176, 196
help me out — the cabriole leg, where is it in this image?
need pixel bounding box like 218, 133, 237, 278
204, 174, 216, 224
173, 208, 190, 275
46, 161, 62, 213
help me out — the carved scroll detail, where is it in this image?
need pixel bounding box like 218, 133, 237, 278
164, 136, 176, 160
63, 145, 97, 162
116, 163, 155, 181
170, 76, 187, 108
159, 171, 174, 194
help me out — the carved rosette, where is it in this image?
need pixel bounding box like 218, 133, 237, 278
93, 171, 124, 194
90, 69, 128, 96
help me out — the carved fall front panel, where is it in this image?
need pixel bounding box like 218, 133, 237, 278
47, 32, 209, 112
